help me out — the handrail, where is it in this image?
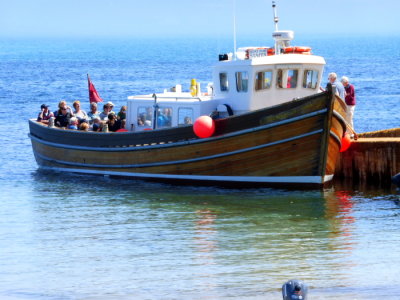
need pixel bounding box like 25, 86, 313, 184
129, 95, 205, 102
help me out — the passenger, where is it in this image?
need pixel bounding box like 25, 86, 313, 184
116, 119, 128, 132
55, 104, 73, 127
72, 100, 88, 123
54, 100, 73, 117
184, 116, 192, 125
117, 105, 127, 120
157, 108, 172, 127
145, 107, 153, 122
277, 70, 283, 88
37, 104, 54, 123
287, 76, 292, 88
106, 112, 121, 132
91, 116, 102, 132
67, 117, 79, 130
138, 114, 145, 126
79, 122, 89, 131
157, 112, 165, 127
164, 108, 172, 126
327, 72, 345, 99
99, 101, 115, 121
87, 102, 100, 124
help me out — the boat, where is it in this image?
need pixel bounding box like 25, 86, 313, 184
28, 2, 348, 188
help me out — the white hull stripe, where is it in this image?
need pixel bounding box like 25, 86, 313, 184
34, 129, 323, 169
29, 108, 329, 152
38, 166, 334, 184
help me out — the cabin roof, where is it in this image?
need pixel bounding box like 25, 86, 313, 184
215, 53, 326, 67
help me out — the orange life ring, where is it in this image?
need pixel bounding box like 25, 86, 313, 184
267, 48, 275, 55
284, 47, 294, 53
284, 46, 311, 54
294, 46, 311, 53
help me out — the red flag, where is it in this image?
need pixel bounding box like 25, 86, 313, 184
87, 74, 103, 103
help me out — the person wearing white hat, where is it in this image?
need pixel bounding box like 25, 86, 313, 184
341, 76, 356, 132
99, 101, 115, 121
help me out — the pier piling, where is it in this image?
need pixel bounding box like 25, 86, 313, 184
335, 128, 400, 186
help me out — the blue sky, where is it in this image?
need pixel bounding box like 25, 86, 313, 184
1, 0, 400, 38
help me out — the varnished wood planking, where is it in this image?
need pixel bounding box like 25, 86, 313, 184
35, 132, 323, 177
32, 114, 327, 167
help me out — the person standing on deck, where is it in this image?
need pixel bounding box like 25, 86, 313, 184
327, 72, 345, 99
341, 76, 356, 131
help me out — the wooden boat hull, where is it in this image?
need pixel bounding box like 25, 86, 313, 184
29, 89, 347, 188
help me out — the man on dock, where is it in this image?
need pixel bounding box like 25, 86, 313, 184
328, 72, 345, 99
341, 76, 356, 132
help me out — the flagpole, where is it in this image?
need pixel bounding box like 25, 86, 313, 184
87, 74, 90, 103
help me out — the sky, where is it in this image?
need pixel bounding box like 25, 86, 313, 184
1, 0, 400, 38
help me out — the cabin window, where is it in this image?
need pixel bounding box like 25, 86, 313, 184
178, 108, 193, 126
156, 106, 173, 128
255, 71, 272, 90
287, 70, 298, 88
277, 69, 298, 89
137, 106, 153, 127
236, 71, 248, 92
303, 70, 319, 89
219, 73, 229, 92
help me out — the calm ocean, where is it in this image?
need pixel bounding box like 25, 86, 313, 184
0, 35, 400, 299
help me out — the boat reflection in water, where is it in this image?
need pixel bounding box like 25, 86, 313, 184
27, 170, 398, 299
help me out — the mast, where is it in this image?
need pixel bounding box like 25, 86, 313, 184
271, 1, 294, 55
233, 0, 237, 60
272, 1, 279, 32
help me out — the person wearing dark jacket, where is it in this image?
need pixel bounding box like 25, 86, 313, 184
341, 76, 356, 131
106, 113, 121, 132
55, 105, 73, 128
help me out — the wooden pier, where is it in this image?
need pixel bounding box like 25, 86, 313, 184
335, 128, 400, 186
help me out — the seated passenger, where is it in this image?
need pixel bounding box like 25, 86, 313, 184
37, 104, 54, 123
118, 105, 127, 120
87, 102, 100, 124
91, 116, 102, 132
55, 104, 73, 127
157, 108, 172, 127
67, 117, 79, 130
54, 100, 73, 117
184, 116, 192, 125
99, 101, 115, 121
116, 119, 128, 132
106, 112, 121, 132
79, 122, 89, 131
163, 108, 172, 126
73, 100, 88, 123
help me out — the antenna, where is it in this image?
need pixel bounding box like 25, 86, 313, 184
233, 0, 237, 60
272, 1, 279, 31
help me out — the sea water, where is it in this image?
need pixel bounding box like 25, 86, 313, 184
0, 36, 400, 299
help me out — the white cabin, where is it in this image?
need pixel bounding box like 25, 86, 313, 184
126, 28, 326, 132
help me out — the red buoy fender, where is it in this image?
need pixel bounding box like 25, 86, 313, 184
193, 116, 215, 138
340, 133, 352, 152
